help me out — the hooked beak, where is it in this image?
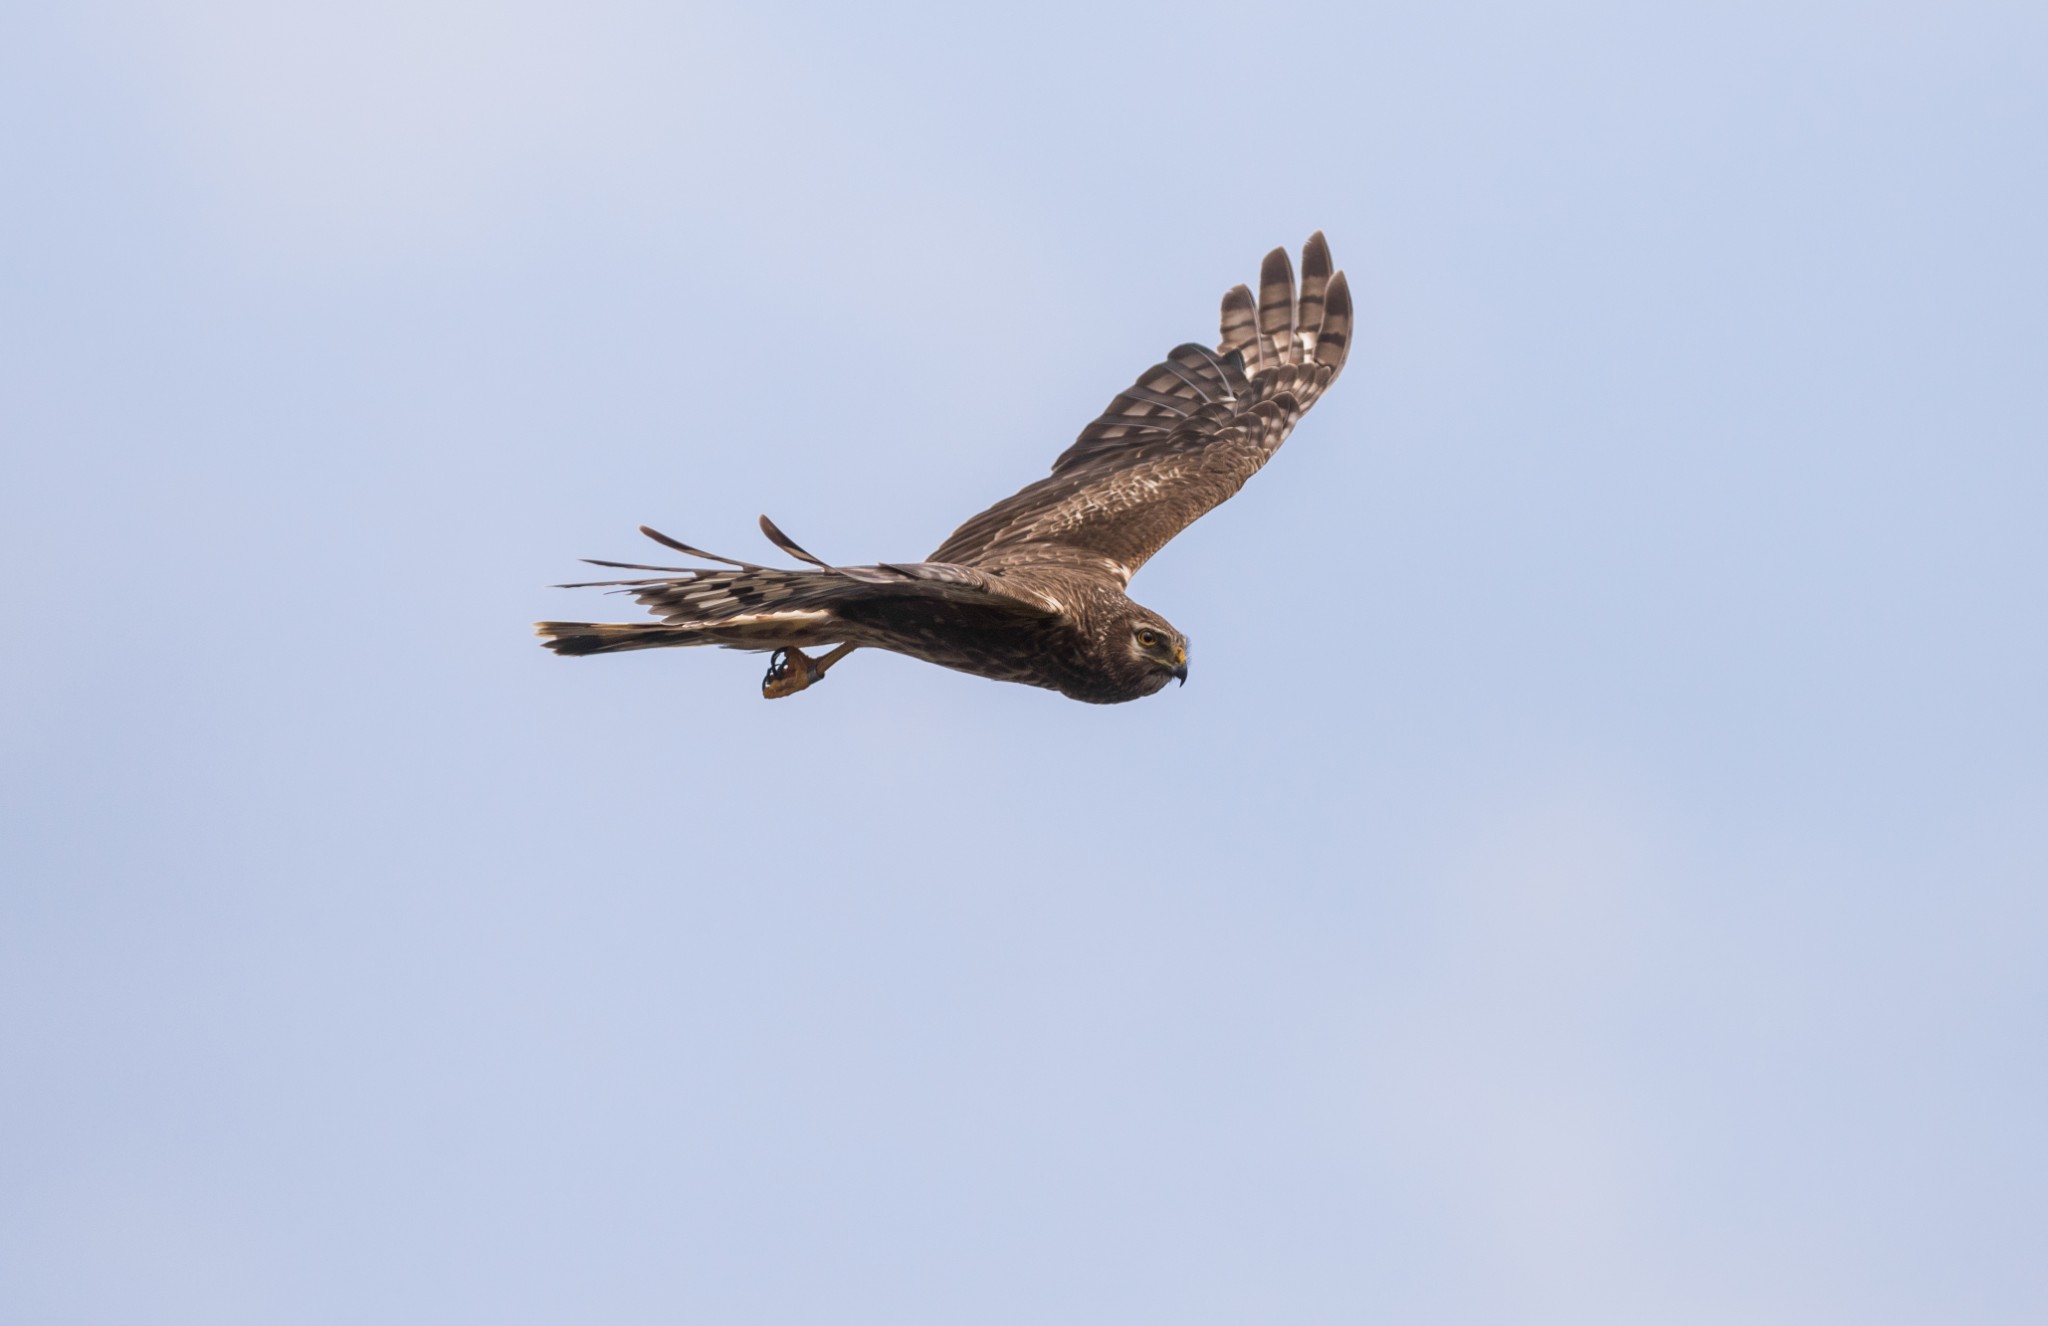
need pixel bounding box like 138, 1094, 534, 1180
1172, 645, 1188, 686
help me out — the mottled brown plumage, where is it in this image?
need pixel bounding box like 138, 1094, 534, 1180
536, 234, 1353, 703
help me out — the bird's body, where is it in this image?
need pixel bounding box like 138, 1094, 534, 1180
537, 234, 1353, 703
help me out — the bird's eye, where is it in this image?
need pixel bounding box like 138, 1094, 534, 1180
1137, 629, 1159, 648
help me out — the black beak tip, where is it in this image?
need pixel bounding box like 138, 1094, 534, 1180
1174, 666, 1188, 687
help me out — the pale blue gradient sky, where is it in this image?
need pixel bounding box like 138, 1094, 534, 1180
3, 3, 2044, 1323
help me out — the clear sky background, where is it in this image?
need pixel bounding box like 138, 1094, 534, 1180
3, 3, 2043, 1322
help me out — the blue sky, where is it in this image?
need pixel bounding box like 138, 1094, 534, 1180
4, 3, 2044, 1322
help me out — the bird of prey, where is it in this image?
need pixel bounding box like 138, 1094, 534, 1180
536, 233, 1353, 704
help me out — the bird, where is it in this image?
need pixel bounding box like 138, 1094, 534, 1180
536, 233, 1353, 704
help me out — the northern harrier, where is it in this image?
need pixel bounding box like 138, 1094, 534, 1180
537, 234, 1353, 703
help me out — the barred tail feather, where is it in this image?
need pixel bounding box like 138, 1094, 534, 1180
535, 622, 726, 655
537, 600, 844, 656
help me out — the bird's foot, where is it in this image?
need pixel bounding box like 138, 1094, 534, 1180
762, 647, 824, 699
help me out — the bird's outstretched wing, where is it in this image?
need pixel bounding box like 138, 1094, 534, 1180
928, 233, 1353, 584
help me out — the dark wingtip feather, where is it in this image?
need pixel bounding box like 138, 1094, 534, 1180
757, 514, 831, 568
1317, 270, 1353, 376
1257, 246, 1297, 360
578, 557, 695, 573
639, 524, 761, 569
1296, 234, 1333, 351
1219, 283, 1259, 369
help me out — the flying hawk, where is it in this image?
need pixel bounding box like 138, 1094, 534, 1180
537, 234, 1353, 704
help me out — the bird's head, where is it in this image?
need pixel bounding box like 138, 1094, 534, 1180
1115, 610, 1189, 696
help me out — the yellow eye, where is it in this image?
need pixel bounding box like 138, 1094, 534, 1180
1136, 629, 1159, 648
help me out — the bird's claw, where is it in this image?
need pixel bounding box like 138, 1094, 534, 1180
762, 647, 823, 699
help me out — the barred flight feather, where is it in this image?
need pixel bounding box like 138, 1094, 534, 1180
1257, 247, 1296, 363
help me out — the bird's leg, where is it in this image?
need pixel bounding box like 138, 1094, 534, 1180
811, 643, 858, 677
761, 644, 858, 699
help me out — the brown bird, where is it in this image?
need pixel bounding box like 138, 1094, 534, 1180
536, 234, 1353, 703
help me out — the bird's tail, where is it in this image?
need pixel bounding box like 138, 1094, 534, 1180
535, 621, 737, 656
